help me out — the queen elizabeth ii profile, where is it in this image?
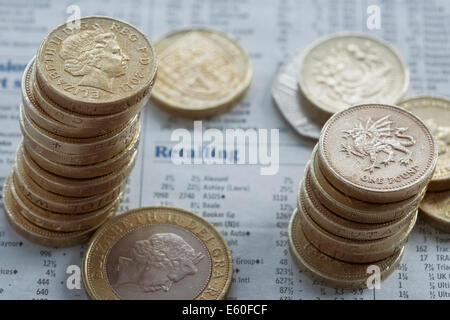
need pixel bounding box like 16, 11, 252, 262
113, 233, 205, 294
59, 24, 129, 93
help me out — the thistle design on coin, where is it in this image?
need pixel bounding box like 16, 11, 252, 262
113, 232, 206, 293
340, 115, 416, 173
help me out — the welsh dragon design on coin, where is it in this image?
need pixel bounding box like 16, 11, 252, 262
340, 115, 416, 173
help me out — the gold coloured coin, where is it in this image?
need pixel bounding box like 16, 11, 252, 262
32, 60, 150, 130
419, 190, 450, 233
398, 95, 450, 191
288, 208, 403, 289
298, 32, 409, 116
298, 192, 417, 263
10, 171, 121, 232
310, 146, 426, 223
19, 145, 136, 197
82, 206, 233, 300
13, 155, 124, 214
23, 126, 140, 179
318, 104, 438, 203
300, 165, 416, 240
21, 115, 140, 166
2, 174, 108, 247
22, 59, 110, 138
20, 104, 139, 155
151, 28, 252, 118
36, 16, 157, 115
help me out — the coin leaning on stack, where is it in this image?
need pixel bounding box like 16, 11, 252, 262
2, 16, 157, 247
289, 104, 438, 288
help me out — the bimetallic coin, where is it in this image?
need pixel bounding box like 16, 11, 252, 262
271, 52, 323, 140
319, 104, 438, 203
83, 207, 232, 300
298, 187, 417, 263
10, 171, 122, 232
32, 60, 150, 130
24, 126, 140, 179
151, 28, 252, 118
310, 145, 426, 223
19, 145, 136, 197
288, 208, 404, 289
301, 164, 416, 240
298, 32, 409, 116
2, 174, 110, 247
420, 190, 450, 233
20, 104, 139, 155
13, 153, 124, 214
36, 16, 157, 115
398, 95, 450, 191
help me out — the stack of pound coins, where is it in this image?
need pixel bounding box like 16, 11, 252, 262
398, 96, 450, 233
289, 104, 438, 288
2, 16, 157, 248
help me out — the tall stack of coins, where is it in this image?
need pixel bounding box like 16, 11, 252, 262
398, 96, 450, 233
273, 32, 409, 140
289, 104, 438, 288
3, 16, 157, 247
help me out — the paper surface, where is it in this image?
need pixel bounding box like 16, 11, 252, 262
0, 0, 449, 300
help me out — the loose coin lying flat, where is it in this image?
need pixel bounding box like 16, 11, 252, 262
3, 174, 110, 247
36, 16, 157, 115
319, 104, 438, 203
288, 208, 404, 289
419, 190, 450, 233
151, 28, 252, 118
398, 95, 450, 191
298, 32, 409, 116
271, 52, 322, 140
83, 207, 232, 300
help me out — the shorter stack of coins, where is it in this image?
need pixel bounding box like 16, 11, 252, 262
289, 104, 438, 288
3, 16, 157, 247
398, 96, 450, 233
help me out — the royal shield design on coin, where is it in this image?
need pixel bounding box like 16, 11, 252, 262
340, 115, 416, 173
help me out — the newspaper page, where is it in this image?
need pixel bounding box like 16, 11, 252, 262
0, 0, 449, 300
